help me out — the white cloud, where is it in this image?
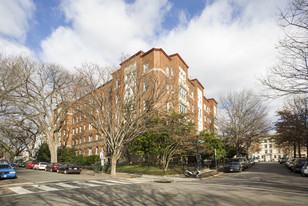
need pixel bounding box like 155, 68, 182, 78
158, 0, 288, 100
0, 0, 34, 57
40, 0, 171, 69
0, 39, 33, 57
0, 0, 35, 42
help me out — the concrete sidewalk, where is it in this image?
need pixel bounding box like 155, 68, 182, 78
81, 169, 221, 183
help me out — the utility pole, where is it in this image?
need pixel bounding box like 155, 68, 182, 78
196, 135, 200, 170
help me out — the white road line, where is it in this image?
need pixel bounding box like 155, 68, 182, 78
32, 184, 59, 191
72, 181, 100, 187
55, 182, 80, 189
8, 186, 34, 194
88, 180, 117, 185
104, 180, 132, 184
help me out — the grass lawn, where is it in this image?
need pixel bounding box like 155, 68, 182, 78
116, 164, 185, 176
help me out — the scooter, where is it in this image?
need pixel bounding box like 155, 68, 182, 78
184, 169, 203, 178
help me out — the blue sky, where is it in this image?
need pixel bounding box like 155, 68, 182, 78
0, 0, 289, 120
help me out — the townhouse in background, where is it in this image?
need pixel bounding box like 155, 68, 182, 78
58, 48, 218, 156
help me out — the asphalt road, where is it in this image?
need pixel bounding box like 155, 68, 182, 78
0, 162, 307, 206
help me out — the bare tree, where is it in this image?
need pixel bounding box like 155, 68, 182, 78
219, 90, 270, 156
74, 61, 174, 175
0, 54, 23, 115
5, 56, 77, 163
261, 0, 308, 96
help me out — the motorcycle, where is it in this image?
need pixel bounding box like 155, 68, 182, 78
184, 169, 203, 178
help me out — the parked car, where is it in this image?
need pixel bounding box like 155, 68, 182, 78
232, 157, 249, 169
0, 163, 16, 179
224, 162, 243, 173
285, 158, 298, 169
18, 162, 26, 167
57, 164, 82, 174
291, 159, 307, 173
33, 162, 48, 170
25, 161, 38, 169
279, 157, 288, 164
248, 158, 255, 166
45, 163, 61, 172
301, 162, 308, 177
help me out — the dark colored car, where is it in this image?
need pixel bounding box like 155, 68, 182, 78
232, 157, 249, 169
224, 162, 242, 173
45, 163, 61, 172
291, 159, 307, 173
57, 164, 82, 174
0, 163, 16, 179
18, 162, 26, 167
25, 161, 38, 169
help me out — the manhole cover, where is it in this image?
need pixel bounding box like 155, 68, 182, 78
154, 180, 173, 183
161, 193, 177, 197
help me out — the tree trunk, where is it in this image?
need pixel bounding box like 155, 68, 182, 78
110, 155, 118, 176
49, 143, 58, 163
293, 143, 296, 158
298, 141, 301, 158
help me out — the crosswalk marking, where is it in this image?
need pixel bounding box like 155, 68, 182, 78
72, 181, 100, 187
55, 182, 81, 189
88, 180, 117, 185
32, 184, 59, 191
104, 180, 132, 184
8, 186, 34, 194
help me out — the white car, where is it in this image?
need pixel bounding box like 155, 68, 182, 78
301, 162, 308, 177
33, 162, 48, 170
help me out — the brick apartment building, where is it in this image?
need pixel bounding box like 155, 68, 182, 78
59, 48, 218, 156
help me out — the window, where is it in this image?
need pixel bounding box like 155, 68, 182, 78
63, 130, 66, 136
269, 144, 272, 148
89, 148, 92, 155
143, 62, 149, 73
80, 126, 82, 133
166, 66, 169, 75
96, 147, 99, 155
79, 137, 81, 144
269, 149, 273, 154
116, 80, 120, 87
166, 84, 169, 93
171, 86, 174, 93
96, 135, 99, 141
80, 115, 82, 121
73, 128, 75, 135
265, 144, 267, 148
72, 139, 75, 145
89, 124, 93, 130
76, 116, 78, 123
84, 137, 86, 143
166, 102, 169, 111
179, 104, 186, 113
171, 68, 174, 76
64, 120, 66, 125
192, 104, 194, 113
265, 150, 268, 154
89, 135, 92, 142
73, 118, 75, 124
84, 125, 86, 130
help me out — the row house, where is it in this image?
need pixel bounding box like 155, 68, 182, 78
59, 48, 218, 156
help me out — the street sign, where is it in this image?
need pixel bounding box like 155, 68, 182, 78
198, 140, 205, 144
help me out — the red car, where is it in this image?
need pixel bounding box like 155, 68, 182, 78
45, 163, 61, 172
25, 161, 38, 169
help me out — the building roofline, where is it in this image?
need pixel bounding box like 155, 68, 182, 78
120, 50, 144, 66
208, 98, 218, 104
141, 48, 171, 61
169, 53, 189, 69
190, 79, 205, 89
